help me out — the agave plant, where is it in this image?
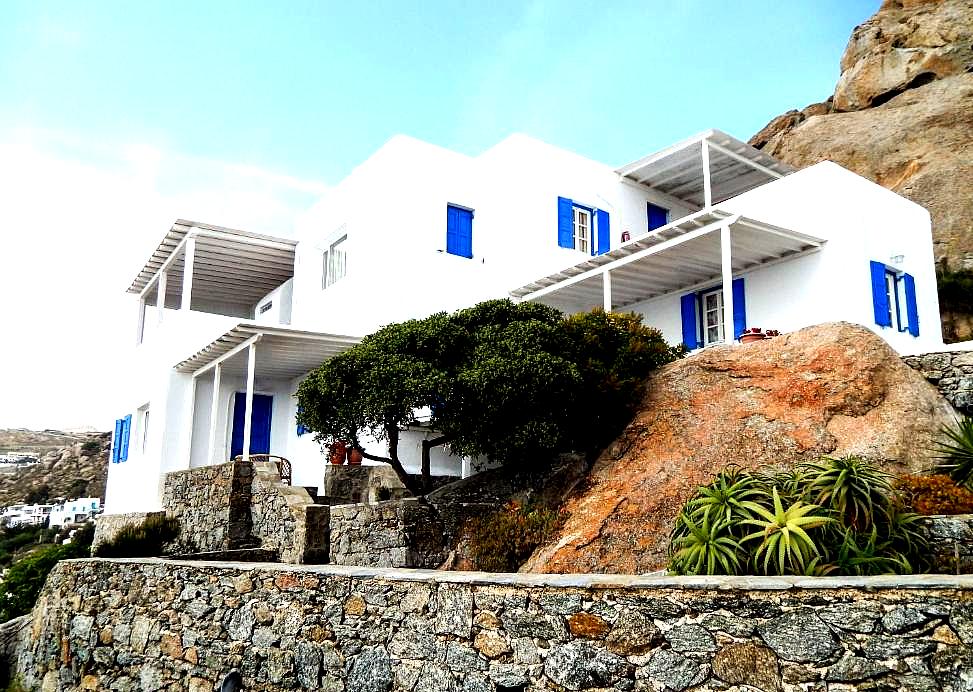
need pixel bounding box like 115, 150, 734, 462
801, 456, 893, 531
669, 512, 742, 576
933, 417, 973, 490
741, 488, 833, 575
831, 527, 913, 576
685, 466, 762, 530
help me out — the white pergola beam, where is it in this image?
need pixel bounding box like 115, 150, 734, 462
192, 333, 262, 378
707, 140, 785, 180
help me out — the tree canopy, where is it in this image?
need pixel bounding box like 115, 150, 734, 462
296, 299, 683, 495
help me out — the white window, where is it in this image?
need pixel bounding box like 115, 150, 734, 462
573, 207, 590, 254
138, 405, 151, 453
701, 288, 724, 346
322, 234, 348, 289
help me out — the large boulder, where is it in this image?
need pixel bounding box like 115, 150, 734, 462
749, 0, 973, 340
524, 322, 956, 575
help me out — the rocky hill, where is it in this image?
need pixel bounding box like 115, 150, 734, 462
0, 430, 110, 505
524, 322, 955, 574
749, 0, 973, 335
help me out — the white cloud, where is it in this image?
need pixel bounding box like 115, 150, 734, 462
0, 128, 325, 431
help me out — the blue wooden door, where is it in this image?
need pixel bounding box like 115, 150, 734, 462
230, 393, 273, 458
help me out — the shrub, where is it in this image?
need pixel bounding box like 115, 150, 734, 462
668, 458, 927, 576
93, 515, 180, 558
81, 439, 102, 456
0, 540, 88, 621
932, 418, 973, 490
465, 502, 564, 572
896, 474, 973, 515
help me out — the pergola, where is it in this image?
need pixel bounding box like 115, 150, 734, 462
510, 209, 825, 339
127, 220, 298, 339
616, 129, 795, 208
174, 323, 360, 463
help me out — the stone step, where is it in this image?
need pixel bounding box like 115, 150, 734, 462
165, 548, 279, 563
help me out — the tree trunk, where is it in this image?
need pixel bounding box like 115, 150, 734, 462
420, 435, 450, 493
353, 428, 422, 497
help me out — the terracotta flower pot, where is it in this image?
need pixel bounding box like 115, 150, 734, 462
740, 333, 766, 344
329, 441, 347, 465
347, 447, 363, 465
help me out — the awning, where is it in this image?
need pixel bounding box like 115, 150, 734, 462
128, 220, 298, 309
616, 129, 795, 207
174, 323, 360, 380
510, 209, 825, 310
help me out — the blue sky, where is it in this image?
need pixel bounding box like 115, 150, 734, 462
0, 1, 878, 430
1, 1, 877, 183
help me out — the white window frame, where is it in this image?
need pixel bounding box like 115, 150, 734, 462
573, 206, 591, 254
701, 287, 725, 346
322, 233, 348, 289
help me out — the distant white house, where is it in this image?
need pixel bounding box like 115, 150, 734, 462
102, 129, 943, 515
49, 498, 102, 527
2, 503, 53, 527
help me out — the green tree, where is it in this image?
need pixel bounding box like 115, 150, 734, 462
298, 300, 682, 494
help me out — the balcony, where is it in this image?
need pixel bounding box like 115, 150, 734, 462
129, 220, 297, 345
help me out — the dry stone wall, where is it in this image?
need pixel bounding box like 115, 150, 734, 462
16, 559, 973, 692
329, 498, 446, 568
161, 463, 252, 554
919, 514, 973, 574
903, 351, 973, 414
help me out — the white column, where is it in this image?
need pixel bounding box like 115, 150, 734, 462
206, 363, 222, 465
136, 297, 146, 344
242, 343, 257, 461
181, 236, 196, 311
702, 140, 712, 208
602, 270, 612, 312
721, 223, 734, 343
182, 376, 197, 470
156, 271, 168, 323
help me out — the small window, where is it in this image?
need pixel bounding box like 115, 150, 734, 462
258, 301, 273, 314
573, 207, 590, 254
647, 202, 669, 231
322, 235, 348, 289
701, 288, 725, 346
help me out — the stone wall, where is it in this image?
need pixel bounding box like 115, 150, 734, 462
329, 498, 445, 568
16, 559, 973, 692
919, 514, 973, 574
91, 512, 165, 552
250, 462, 329, 564
161, 462, 252, 554
903, 351, 973, 414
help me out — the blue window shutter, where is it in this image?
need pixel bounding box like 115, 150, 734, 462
119, 415, 132, 462
595, 209, 610, 255
903, 273, 919, 336
681, 293, 699, 350
112, 419, 122, 463
557, 197, 574, 248
732, 278, 746, 339
446, 204, 473, 259
647, 203, 669, 231
870, 261, 892, 327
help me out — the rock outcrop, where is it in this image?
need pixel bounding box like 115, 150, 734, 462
750, 0, 973, 274
525, 322, 956, 575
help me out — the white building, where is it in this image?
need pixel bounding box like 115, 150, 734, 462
49, 498, 102, 527
2, 504, 54, 528
103, 129, 943, 515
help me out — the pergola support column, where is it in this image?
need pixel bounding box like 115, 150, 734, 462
242, 343, 257, 461
181, 236, 196, 311
602, 270, 613, 312
206, 363, 222, 464
720, 223, 734, 343
156, 270, 167, 323
702, 140, 713, 208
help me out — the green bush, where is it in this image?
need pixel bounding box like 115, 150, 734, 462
80, 439, 102, 456
465, 502, 564, 572
93, 515, 179, 558
0, 540, 88, 621
669, 458, 928, 576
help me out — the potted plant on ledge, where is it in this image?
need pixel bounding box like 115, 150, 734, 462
739, 327, 780, 344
